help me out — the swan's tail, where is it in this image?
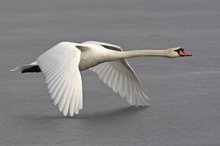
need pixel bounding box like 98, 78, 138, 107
10, 61, 41, 73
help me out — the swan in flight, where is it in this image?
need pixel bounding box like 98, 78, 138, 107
11, 41, 192, 116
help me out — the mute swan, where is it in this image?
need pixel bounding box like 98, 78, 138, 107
11, 41, 191, 116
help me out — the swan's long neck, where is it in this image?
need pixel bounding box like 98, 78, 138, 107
79, 49, 171, 70
109, 49, 169, 60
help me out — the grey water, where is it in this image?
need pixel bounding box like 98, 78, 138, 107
0, 0, 220, 146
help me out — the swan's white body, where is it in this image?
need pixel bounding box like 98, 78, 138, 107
11, 41, 191, 116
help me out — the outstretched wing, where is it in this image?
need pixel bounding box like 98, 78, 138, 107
83, 41, 149, 106
37, 42, 83, 116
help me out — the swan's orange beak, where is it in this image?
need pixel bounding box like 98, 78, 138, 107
179, 50, 192, 57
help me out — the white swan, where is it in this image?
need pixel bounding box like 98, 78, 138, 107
11, 41, 192, 116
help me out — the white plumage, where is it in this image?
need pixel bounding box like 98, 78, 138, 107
11, 41, 191, 116
37, 42, 82, 116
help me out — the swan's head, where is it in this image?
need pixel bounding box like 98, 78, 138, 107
167, 47, 192, 58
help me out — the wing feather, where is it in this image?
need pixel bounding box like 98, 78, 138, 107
69, 89, 76, 116
54, 77, 67, 105
85, 41, 149, 106
37, 42, 83, 116
58, 81, 69, 111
